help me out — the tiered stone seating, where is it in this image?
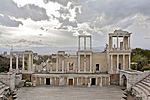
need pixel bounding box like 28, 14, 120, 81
132, 74, 150, 100
0, 81, 11, 99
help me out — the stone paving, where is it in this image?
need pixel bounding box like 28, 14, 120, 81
16, 86, 125, 100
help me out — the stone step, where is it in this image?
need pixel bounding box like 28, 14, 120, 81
138, 82, 150, 93
134, 85, 148, 98
135, 83, 150, 96
141, 81, 150, 88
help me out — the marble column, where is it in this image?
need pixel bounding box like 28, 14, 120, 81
78, 36, 80, 50
28, 54, 31, 71
39, 77, 41, 85
62, 60, 64, 73
10, 55, 13, 71
117, 54, 119, 73
108, 76, 110, 85
56, 56, 58, 72
128, 36, 130, 49
117, 36, 119, 49
22, 54, 25, 70
77, 77, 79, 86
84, 36, 86, 50
90, 36, 92, 50
110, 54, 113, 73
84, 54, 86, 72
100, 77, 102, 87
16, 55, 19, 70
78, 55, 80, 72
109, 36, 112, 50
129, 54, 131, 70
90, 54, 92, 72
123, 54, 125, 70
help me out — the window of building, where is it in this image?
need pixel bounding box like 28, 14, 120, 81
96, 64, 99, 71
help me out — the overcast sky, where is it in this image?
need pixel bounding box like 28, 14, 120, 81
0, 0, 150, 54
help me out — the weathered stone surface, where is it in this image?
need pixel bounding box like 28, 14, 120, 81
16, 86, 124, 100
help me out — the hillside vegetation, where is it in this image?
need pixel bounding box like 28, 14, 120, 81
131, 48, 150, 71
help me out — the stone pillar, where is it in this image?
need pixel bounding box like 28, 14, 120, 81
123, 54, 125, 70
123, 36, 125, 50
110, 54, 113, 73
128, 37, 130, 49
109, 36, 112, 50
100, 77, 102, 87
117, 54, 119, 73
108, 76, 110, 85
28, 54, 31, 71
84, 36, 86, 50
129, 54, 131, 70
56, 56, 58, 72
78, 54, 80, 72
67, 62, 69, 72
90, 36, 92, 50
16, 55, 19, 70
62, 60, 64, 73
89, 78, 91, 85
90, 54, 92, 72
10, 55, 13, 71
44, 78, 46, 85
77, 77, 78, 86
78, 36, 80, 50
22, 54, 25, 70
84, 54, 86, 72
117, 36, 119, 49
85, 77, 87, 86
96, 77, 98, 86
39, 77, 41, 85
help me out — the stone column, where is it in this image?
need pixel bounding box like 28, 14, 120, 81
85, 77, 87, 86
39, 77, 41, 85
78, 54, 80, 72
44, 78, 46, 85
96, 77, 98, 86
10, 55, 13, 71
129, 54, 131, 70
100, 77, 102, 87
28, 54, 31, 71
123, 54, 125, 70
90, 54, 92, 72
22, 54, 25, 70
84, 36, 86, 50
90, 36, 92, 50
89, 78, 91, 85
117, 36, 119, 49
108, 76, 110, 85
123, 36, 125, 50
117, 54, 119, 73
16, 55, 19, 70
67, 62, 69, 72
109, 36, 112, 50
78, 36, 80, 50
56, 56, 58, 72
84, 54, 86, 72
128, 37, 130, 49
77, 77, 78, 86
62, 60, 64, 73
110, 54, 113, 73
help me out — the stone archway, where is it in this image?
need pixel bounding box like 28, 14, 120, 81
121, 75, 127, 88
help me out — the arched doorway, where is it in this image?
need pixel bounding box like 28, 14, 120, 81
121, 75, 127, 88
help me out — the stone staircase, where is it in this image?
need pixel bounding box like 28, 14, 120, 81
0, 81, 11, 99
132, 74, 150, 100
